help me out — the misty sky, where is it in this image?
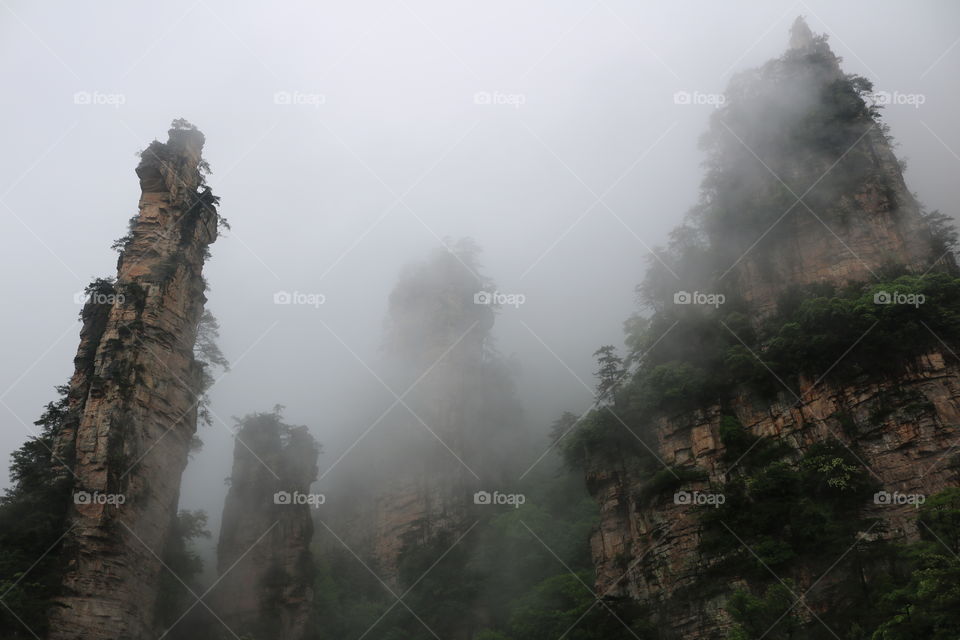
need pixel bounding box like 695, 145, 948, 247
1, 0, 958, 550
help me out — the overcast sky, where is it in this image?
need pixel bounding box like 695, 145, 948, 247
1, 1, 958, 547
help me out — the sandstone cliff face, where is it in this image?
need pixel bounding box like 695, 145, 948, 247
214, 414, 319, 640
588, 352, 960, 637
48, 124, 219, 639
731, 123, 938, 318
710, 19, 939, 318
582, 19, 958, 639
320, 246, 497, 584
370, 444, 476, 581
322, 361, 483, 584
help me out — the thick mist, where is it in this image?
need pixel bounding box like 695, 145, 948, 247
1, 0, 959, 594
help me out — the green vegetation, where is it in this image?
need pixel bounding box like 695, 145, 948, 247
155, 510, 212, 639
311, 465, 653, 639
639, 465, 709, 503
0, 388, 219, 640
560, 273, 960, 471
724, 488, 960, 639
726, 582, 801, 640
194, 310, 229, 433
700, 439, 877, 573
0, 388, 71, 638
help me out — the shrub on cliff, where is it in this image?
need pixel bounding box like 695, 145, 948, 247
0, 387, 72, 638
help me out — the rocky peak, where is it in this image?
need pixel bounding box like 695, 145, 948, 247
788, 16, 814, 50
580, 18, 960, 639
47, 121, 220, 640
701, 20, 941, 317
213, 411, 319, 640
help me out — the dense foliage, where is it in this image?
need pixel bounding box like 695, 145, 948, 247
155, 510, 212, 639
0, 387, 71, 639
560, 273, 960, 471
723, 487, 960, 639
311, 462, 653, 639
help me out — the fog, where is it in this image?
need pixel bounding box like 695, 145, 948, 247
2, 0, 959, 572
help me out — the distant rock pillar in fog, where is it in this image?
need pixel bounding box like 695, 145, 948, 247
214, 412, 319, 640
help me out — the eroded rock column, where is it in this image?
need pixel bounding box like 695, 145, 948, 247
48, 122, 220, 639
215, 412, 319, 640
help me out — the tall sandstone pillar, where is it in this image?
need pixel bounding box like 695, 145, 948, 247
48, 122, 220, 639
214, 413, 319, 640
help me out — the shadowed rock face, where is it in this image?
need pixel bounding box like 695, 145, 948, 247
314, 244, 526, 598
704, 18, 939, 320
48, 124, 219, 639
583, 20, 958, 639
588, 353, 960, 637
341, 246, 497, 583
214, 413, 319, 640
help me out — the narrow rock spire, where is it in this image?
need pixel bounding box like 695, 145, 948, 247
789, 15, 814, 49
48, 120, 220, 640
